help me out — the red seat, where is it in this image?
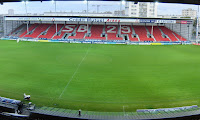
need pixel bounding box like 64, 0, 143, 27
146, 26, 170, 42
85, 25, 105, 40
24, 24, 50, 38
159, 26, 179, 42
15, 24, 187, 41
133, 26, 154, 41
173, 32, 187, 41
105, 25, 123, 40
38, 24, 61, 39
53, 24, 76, 39
19, 24, 38, 38
121, 25, 138, 41
68, 25, 87, 39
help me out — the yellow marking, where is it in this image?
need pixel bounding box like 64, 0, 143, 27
38, 40, 49, 42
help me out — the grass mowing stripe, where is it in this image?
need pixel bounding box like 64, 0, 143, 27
58, 44, 91, 99
1, 41, 200, 112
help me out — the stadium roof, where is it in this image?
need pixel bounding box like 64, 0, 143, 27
1, 0, 200, 5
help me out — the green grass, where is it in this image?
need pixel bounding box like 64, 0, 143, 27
0, 40, 200, 112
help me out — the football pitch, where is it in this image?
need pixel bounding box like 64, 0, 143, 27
0, 40, 200, 112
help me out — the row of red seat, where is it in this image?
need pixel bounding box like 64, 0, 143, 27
17, 24, 186, 41
146, 26, 170, 42
19, 24, 38, 38
159, 26, 186, 41
39, 24, 63, 39
52, 24, 76, 39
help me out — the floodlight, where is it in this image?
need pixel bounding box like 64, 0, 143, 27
155, 1, 159, 5
122, 0, 125, 5
83, 0, 87, 4
22, 0, 28, 4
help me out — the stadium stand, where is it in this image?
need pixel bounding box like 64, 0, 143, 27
105, 25, 123, 40
9, 24, 25, 36
38, 24, 56, 39
85, 25, 106, 40
9, 25, 26, 37
121, 25, 139, 41
19, 24, 38, 38
68, 24, 88, 39
24, 24, 50, 38
133, 26, 155, 42
174, 32, 187, 41
159, 26, 179, 41
146, 26, 170, 42
12, 24, 187, 41
51, 24, 66, 39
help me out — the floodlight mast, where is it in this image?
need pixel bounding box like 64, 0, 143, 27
55, 0, 57, 13
196, 5, 199, 43
23, 0, 28, 15
51, 0, 56, 12
23, 0, 29, 33
120, 1, 122, 16
120, 0, 124, 16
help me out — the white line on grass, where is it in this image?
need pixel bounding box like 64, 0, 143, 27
123, 106, 125, 116
58, 45, 91, 99
123, 106, 128, 116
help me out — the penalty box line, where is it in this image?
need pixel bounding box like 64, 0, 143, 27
58, 45, 92, 99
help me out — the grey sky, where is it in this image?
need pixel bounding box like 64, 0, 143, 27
157, 3, 198, 15
0, 1, 199, 15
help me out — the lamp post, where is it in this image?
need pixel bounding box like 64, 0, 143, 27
84, 0, 89, 34
188, 24, 189, 41
196, 5, 199, 43
24, 0, 28, 15
52, 0, 56, 13
55, 0, 56, 13
23, 0, 29, 33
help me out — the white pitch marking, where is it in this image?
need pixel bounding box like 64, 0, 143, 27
58, 45, 91, 99
123, 106, 125, 116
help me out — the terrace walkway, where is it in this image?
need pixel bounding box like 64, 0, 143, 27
30, 106, 200, 120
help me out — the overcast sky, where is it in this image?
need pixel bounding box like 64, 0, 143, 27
0, 1, 198, 15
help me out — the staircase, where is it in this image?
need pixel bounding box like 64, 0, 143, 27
145, 26, 156, 42
51, 24, 65, 39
